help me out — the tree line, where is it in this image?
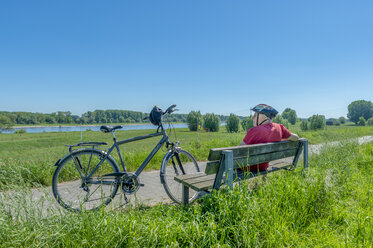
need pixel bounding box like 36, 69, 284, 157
1, 100, 372, 130
186, 100, 373, 133
0, 109, 232, 129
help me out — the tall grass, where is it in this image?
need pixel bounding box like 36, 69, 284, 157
0, 125, 372, 189
0, 141, 372, 247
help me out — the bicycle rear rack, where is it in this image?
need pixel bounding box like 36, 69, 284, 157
65, 142, 108, 153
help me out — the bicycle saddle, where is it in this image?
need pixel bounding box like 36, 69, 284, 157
100, 125, 123, 133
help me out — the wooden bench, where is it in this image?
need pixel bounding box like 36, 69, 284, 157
174, 138, 308, 205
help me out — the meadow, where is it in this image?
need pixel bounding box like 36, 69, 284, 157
0, 139, 372, 247
0, 124, 372, 189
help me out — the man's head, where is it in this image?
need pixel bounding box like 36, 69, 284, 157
252, 112, 269, 127
250, 104, 278, 126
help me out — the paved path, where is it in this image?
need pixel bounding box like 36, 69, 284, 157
3, 136, 373, 214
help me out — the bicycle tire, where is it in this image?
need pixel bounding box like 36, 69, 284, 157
52, 148, 120, 212
160, 149, 200, 204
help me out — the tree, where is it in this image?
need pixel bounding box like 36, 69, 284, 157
357, 117, 366, 126
273, 115, 289, 128
0, 115, 14, 129
186, 111, 203, 131
282, 108, 297, 125
347, 100, 373, 124
203, 113, 220, 132
309, 115, 325, 130
226, 113, 240, 133
241, 116, 254, 131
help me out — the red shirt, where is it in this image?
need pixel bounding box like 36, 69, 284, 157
243, 123, 292, 171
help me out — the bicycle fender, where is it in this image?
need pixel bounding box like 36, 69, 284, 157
160, 152, 173, 184
50, 159, 61, 167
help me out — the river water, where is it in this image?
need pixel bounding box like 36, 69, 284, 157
1, 123, 189, 134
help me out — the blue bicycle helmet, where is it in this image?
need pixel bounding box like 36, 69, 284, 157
251, 104, 278, 126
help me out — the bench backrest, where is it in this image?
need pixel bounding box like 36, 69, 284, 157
205, 138, 307, 175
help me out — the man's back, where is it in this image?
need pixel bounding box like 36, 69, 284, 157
242, 122, 292, 171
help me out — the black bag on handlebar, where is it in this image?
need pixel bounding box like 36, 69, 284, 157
149, 106, 163, 126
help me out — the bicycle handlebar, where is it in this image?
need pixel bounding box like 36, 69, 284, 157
164, 104, 177, 115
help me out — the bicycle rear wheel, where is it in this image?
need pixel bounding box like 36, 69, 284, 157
160, 149, 200, 204
52, 149, 120, 212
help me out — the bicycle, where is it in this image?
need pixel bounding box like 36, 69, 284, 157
51, 104, 200, 212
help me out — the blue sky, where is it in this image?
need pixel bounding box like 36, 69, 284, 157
1, 1, 372, 118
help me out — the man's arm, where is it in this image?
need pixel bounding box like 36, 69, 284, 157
239, 140, 246, 146
287, 133, 299, 141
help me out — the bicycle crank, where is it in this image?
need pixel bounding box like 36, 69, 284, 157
121, 172, 144, 194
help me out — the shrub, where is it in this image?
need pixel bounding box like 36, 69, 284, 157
241, 116, 254, 131
300, 120, 309, 131
186, 111, 203, 131
273, 115, 289, 128
225, 113, 240, 133
367, 117, 373, 126
203, 113, 220, 132
357, 116, 366, 126
309, 115, 325, 130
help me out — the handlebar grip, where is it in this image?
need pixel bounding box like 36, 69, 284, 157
164, 104, 177, 114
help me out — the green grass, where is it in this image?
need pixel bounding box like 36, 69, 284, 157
0, 141, 372, 247
0, 125, 372, 189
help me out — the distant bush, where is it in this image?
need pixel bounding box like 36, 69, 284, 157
367, 117, 373, 126
226, 113, 240, 133
326, 118, 340, 126
273, 115, 289, 128
241, 116, 254, 131
357, 117, 366, 126
300, 120, 309, 131
203, 113, 220, 132
309, 115, 325, 130
339, 117, 346, 124
187, 111, 203, 131
14, 129, 26, 134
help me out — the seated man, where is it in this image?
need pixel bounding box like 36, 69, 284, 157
239, 104, 299, 172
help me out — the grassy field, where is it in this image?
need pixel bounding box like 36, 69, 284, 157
0, 140, 372, 247
0, 125, 372, 189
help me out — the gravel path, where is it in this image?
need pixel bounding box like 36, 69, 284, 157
3, 136, 373, 214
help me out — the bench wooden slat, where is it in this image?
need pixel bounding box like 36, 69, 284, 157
188, 179, 215, 191
175, 173, 216, 191
205, 148, 297, 174
173, 172, 206, 181
208, 140, 300, 161
175, 173, 215, 185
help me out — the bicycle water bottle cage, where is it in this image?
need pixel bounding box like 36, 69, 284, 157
149, 106, 163, 126
100, 125, 123, 133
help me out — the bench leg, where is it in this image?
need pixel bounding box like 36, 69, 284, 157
303, 140, 308, 169
223, 150, 234, 189
182, 184, 189, 205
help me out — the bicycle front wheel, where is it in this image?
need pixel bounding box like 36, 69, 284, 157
52, 149, 120, 212
160, 149, 200, 204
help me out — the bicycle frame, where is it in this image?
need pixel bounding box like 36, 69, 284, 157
86, 127, 170, 179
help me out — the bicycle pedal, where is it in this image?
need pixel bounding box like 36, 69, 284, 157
139, 183, 145, 187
